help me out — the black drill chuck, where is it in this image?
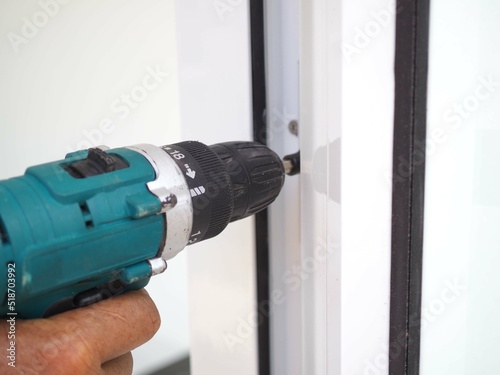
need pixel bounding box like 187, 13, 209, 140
209, 142, 285, 221
166, 141, 285, 244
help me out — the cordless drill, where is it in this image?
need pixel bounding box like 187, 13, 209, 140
0, 141, 285, 318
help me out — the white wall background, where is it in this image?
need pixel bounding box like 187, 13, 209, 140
175, 1, 259, 374
421, 0, 500, 373
0, 1, 189, 374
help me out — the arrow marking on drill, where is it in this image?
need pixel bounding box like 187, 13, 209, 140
190, 186, 205, 197
184, 164, 196, 179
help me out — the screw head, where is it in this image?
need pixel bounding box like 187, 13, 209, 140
158, 192, 177, 213
288, 120, 299, 136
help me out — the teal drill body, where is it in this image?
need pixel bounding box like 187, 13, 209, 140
0, 148, 164, 318
0, 140, 287, 319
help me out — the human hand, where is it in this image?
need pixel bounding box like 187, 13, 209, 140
0, 289, 160, 375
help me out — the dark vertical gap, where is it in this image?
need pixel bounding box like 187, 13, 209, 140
0, 216, 9, 244
249, 1, 271, 375
389, 0, 430, 374
79, 202, 94, 229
